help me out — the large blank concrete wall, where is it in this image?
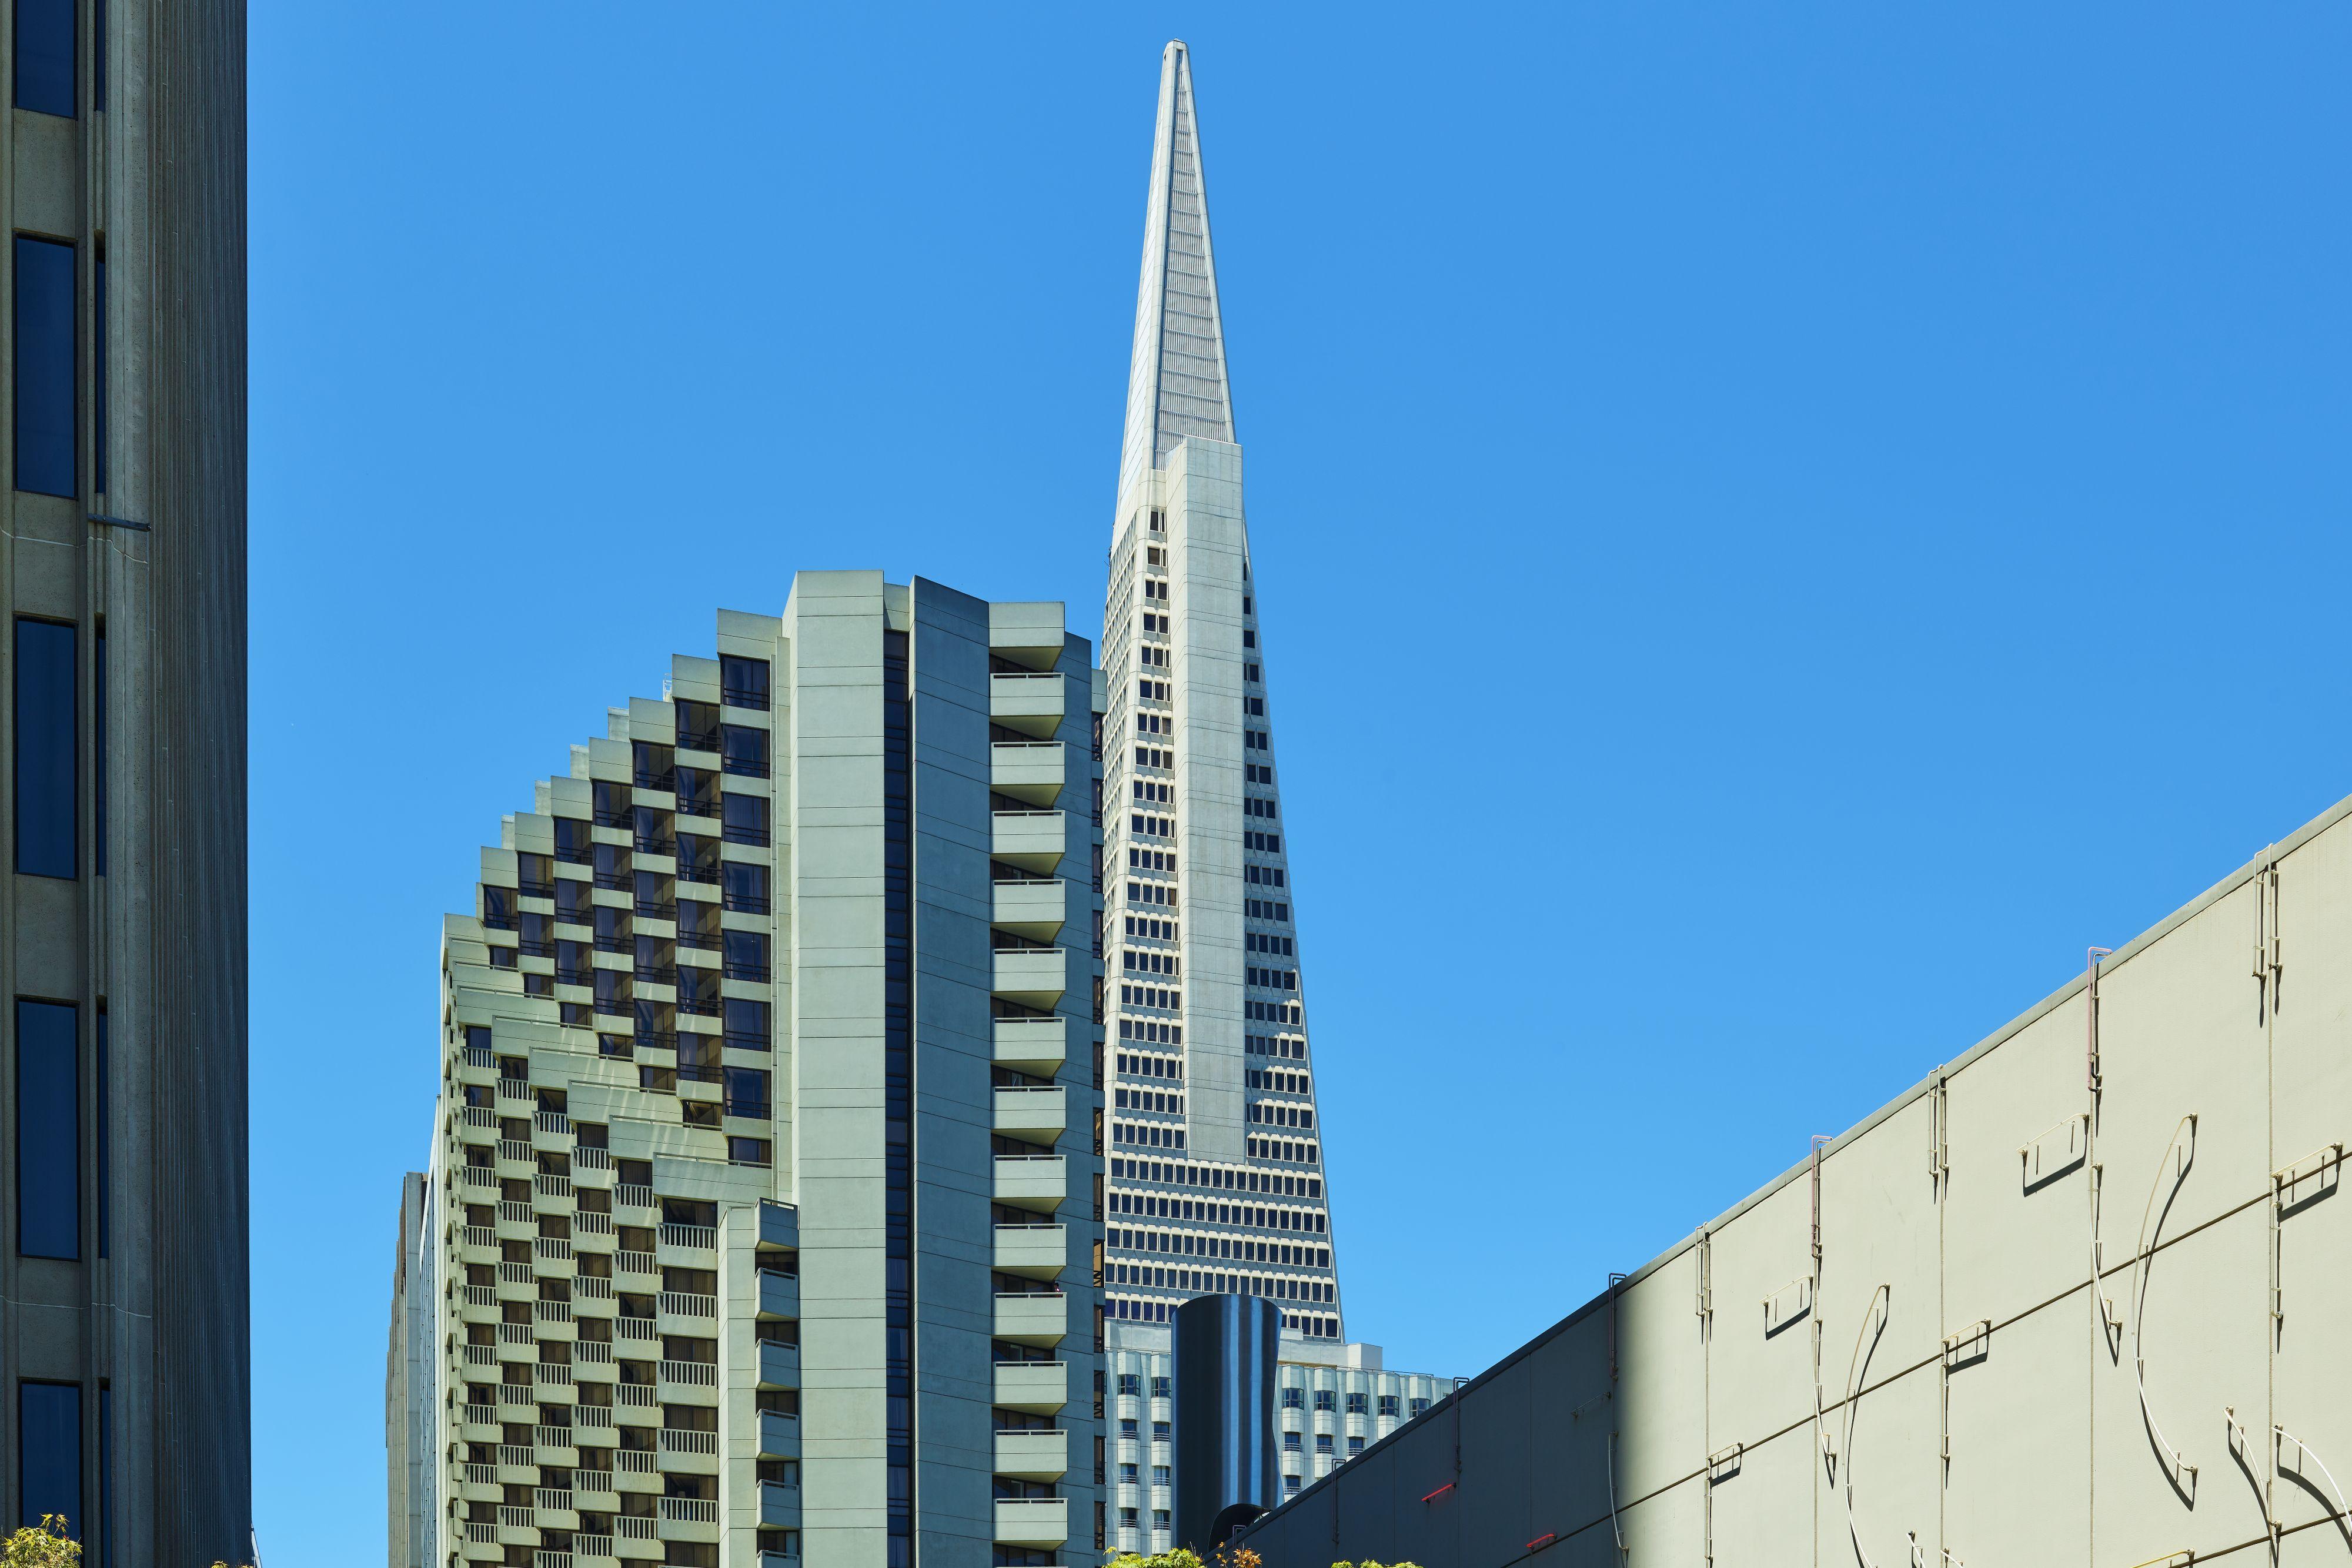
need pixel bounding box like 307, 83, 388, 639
1245, 794, 2352, 1566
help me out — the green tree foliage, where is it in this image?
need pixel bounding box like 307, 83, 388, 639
1, 1517, 79, 1568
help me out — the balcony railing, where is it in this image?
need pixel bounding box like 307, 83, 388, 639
463, 1522, 496, 1544
536, 1174, 572, 1200
616, 1514, 657, 1539
498, 1506, 533, 1529
573, 1536, 612, 1560
659, 1291, 717, 1319
498, 1323, 534, 1346
533, 1295, 573, 1321
659, 1427, 719, 1456
499, 1262, 533, 1286
462, 1225, 495, 1249
614, 1183, 655, 1210
534, 1359, 572, 1382
463, 1044, 495, 1070
498, 1199, 532, 1223
574, 1470, 614, 1493
633, 964, 677, 986
616, 1316, 656, 1342
573, 1146, 612, 1172
574, 1212, 613, 1239
659, 1359, 719, 1387
724, 960, 771, 983
677, 928, 719, 951
660, 1222, 717, 1251
659, 1497, 718, 1524
519, 877, 555, 898
462, 1343, 496, 1367
497, 1077, 531, 1102
616, 1249, 656, 1275
463, 1461, 496, 1486
616, 1386, 657, 1410
723, 891, 770, 915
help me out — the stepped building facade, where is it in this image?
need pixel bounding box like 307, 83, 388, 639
389, 575, 1108, 1567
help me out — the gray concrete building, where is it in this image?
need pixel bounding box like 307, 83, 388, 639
1, 1, 250, 1563
1240, 793, 2352, 1566
389, 574, 1107, 1567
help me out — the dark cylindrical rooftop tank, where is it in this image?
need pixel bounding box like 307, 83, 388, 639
1172, 1293, 1281, 1550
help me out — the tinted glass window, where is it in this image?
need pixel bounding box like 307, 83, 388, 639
719, 656, 770, 711
722, 794, 769, 845
16, 1000, 78, 1260
13, 237, 75, 496
723, 998, 769, 1049
12, 618, 75, 877
720, 725, 769, 778
721, 860, 769, 913
18, 1381, 79, 1529
13, 0, 73, 116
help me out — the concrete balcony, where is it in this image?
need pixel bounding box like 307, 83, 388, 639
992, 1359, 1068, 1414
991, 1224, 1067, 1281
758, 1201, 799, 1251
992, 1016, 1067, 1074
989, 601, 1066, 671
989, 673, 1065, 738
757, 1339, 800, 1388
991, 1086, 1067, 1139
757, 1269, 799, 1321
758, 1410, 801, 1459
759, 1480, 801, 1530
990, 948, 1067, 1009
989, 741, 1065, 807
992, 1427, 1068, 1480
993, 1292, 1068, 1347
991, 1155, 1066, 1211
993, 1498, 1070, 1547
990, 811, 1066, 874
990, 877, 1067, 940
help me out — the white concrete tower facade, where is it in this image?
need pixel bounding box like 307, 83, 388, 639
1099, 42, 1341, 1350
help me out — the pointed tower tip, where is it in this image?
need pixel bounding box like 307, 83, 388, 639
1116, 38, 1236, 517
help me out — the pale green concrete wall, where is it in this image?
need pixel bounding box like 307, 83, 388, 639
1244, 791, 2352, 1566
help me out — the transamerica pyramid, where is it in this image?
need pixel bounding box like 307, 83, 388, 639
1101, 40, 1344, 1349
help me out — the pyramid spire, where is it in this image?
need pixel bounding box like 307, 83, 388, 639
1117, 40, 1236, 516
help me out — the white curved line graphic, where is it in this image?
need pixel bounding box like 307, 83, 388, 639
2132, 1115, 2199, 1499
1840, 1283, 1893, 1568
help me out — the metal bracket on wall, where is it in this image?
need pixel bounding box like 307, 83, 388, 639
2273, 1144, 2343, 1326
1928, 1072, 1950, 1193
1940, 1316, 1992, 1466
1704, 1443, 1743, 1568
86, 511, 150, 531
2277, 1425, 2350, 1529
1765, 1277, 1814, 1338
2022, 1114, 2090, 1193
1695, 1229, 1713, 1326
2252, 851, 2283, 1022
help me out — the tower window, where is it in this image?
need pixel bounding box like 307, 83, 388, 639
13, 236, 76, 497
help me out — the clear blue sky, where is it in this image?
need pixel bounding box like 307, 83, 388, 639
252, 5, 2351, 1557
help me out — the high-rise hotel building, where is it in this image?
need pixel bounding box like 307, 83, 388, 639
1, 1, 250, 1563
389, 575, 1107, 1568
1097, 41, 1342, 1350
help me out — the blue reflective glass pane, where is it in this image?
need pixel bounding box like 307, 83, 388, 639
16, 1000, 79, 1259
13, 236, 76, 496
13, 0, 72, 117
12, 618, 76, 878
18, 1381, 81, 1531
